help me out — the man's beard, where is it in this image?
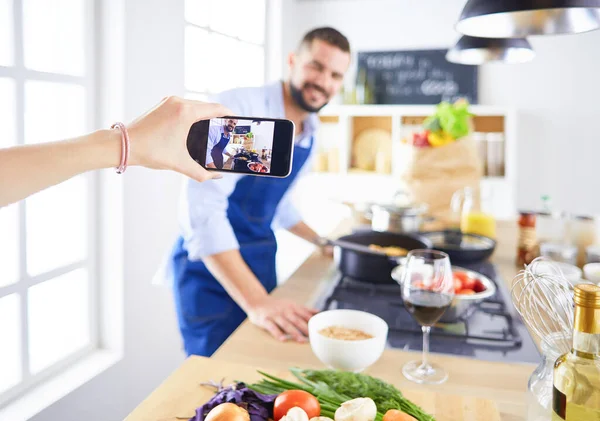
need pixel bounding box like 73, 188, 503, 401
289, 82, 329, 113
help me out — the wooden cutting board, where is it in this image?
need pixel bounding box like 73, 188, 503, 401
124, 356, 501, 421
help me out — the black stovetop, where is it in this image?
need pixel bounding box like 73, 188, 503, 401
314, 261, 541, 364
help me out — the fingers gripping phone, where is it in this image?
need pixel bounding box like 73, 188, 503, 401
186, 116, 295, 177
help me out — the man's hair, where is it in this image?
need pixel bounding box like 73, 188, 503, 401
299, 27, 350, 53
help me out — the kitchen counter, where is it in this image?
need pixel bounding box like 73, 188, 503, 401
126, 220, 536, 421
211, 220, 534, 421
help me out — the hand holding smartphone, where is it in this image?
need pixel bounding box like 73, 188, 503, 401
186, 116, 295, 178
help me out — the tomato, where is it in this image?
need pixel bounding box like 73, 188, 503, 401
461, 276, 476, 291
453, 277, 463, 293
473, 279, 486, 293
273, 390, 320, 421
458, 289, 475, 295
453, 271, 469, 283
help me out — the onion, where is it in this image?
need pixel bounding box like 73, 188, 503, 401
205, 403, 250, 421
334, 398, 377, 421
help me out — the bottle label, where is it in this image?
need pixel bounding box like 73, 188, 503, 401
553, 385, 567, 419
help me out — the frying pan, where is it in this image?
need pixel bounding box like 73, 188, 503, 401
330, 231, 433, 285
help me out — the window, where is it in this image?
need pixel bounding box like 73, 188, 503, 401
184, 0, 267, 101
0, 0, 97, 407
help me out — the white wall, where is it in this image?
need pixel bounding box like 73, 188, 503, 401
30, 0, 187, 420
251, 121, 276, 151
282, 0, 600, 215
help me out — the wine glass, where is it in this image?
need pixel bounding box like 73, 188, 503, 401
400, 249, 454, 384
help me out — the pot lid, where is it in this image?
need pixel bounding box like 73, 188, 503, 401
371, 203, 429, 216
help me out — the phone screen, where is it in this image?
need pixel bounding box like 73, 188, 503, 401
206, 117, 275, 174
187, 116, 295, 178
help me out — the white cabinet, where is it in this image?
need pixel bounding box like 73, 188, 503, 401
305, 104, 518, 219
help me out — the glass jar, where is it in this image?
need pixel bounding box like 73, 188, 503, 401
526, 335, 568, 421
540, 242, 578, 265
451, 186, 496, 239
587, 245, 600, 264
517, 212, 538, 266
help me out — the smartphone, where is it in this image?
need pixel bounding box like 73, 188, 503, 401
186, 116, 295, 178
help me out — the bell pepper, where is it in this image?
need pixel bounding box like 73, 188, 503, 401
427, 130, 454, 147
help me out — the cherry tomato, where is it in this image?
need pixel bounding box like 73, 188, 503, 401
458, 289, 475, 295
453, 277, 463, 293
273, 390, 320, 421
461, 276, 476, 291
473, 279, 486, 293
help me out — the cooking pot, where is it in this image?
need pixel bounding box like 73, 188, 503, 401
369, 203, 433, 234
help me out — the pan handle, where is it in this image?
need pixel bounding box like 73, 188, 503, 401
326, 239, 387, 256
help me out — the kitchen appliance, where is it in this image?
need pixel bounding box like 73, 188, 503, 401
332, 231, 432, 285
313, 259, 540, 363
369, 203, 432, 234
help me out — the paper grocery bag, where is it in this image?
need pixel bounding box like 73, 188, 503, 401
398, 137, 483, 225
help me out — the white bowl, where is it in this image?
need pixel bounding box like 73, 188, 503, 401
583, 263, 600, 284
308, 309, 388, 372
532, 260, 583, 285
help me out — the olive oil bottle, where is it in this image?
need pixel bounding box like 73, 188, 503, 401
552, 284, 600, 420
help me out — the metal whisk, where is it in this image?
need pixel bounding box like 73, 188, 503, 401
511, 257, 575, 355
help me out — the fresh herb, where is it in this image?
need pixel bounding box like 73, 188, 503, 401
248, 369, 434, 421
295, 369, 434, 421
192, 381, 277, 421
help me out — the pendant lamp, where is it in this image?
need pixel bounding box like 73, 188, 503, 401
456, 0, 600, 38
446, 36, 536, 64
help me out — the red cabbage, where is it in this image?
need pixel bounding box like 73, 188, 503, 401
191, 382, 278, 421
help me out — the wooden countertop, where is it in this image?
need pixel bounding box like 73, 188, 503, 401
126, 220, 535, 421
211, 220, 533, 421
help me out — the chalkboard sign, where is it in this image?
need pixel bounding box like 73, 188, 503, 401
357, 49, 478, 105
234, 125, 251, 134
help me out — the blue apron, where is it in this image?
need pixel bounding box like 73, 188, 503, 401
210, 132, 231, 169
171, 136, 314, 357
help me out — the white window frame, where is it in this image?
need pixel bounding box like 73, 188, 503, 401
0, 0, 100, 409
184, 0, 269, 99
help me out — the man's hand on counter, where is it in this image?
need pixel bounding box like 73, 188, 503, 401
246, 296, 319, 343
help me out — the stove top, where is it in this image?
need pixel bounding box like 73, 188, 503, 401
313, 261, 541, 364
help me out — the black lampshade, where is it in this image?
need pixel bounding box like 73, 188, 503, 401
456, 0, 600, 38
446, 36, 535, 65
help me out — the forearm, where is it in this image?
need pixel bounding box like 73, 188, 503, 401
202, 249, 268, 313
286, 221, 321, 245
0, 129, 121, 207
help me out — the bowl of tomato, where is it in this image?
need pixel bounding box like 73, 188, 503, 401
391, 265, 496, 322
445, 267, 496, 321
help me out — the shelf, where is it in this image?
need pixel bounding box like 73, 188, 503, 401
320, 104, 515, 117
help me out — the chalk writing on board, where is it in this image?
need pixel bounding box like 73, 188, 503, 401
357, 49, 478, 105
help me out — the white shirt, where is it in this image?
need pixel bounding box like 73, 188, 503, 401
205, 125, 232, 166
178, 81, 319, 261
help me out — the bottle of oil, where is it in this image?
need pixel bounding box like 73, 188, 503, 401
552, 284, 600, 420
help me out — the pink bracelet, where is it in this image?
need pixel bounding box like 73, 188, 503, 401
111, 122, 130, 174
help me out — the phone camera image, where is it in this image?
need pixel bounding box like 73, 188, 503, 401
205, 117, 275, 174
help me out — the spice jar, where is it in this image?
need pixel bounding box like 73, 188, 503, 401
517, 212, 538, 267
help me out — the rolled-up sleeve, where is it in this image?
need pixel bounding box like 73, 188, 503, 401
179, 176, 240, 260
